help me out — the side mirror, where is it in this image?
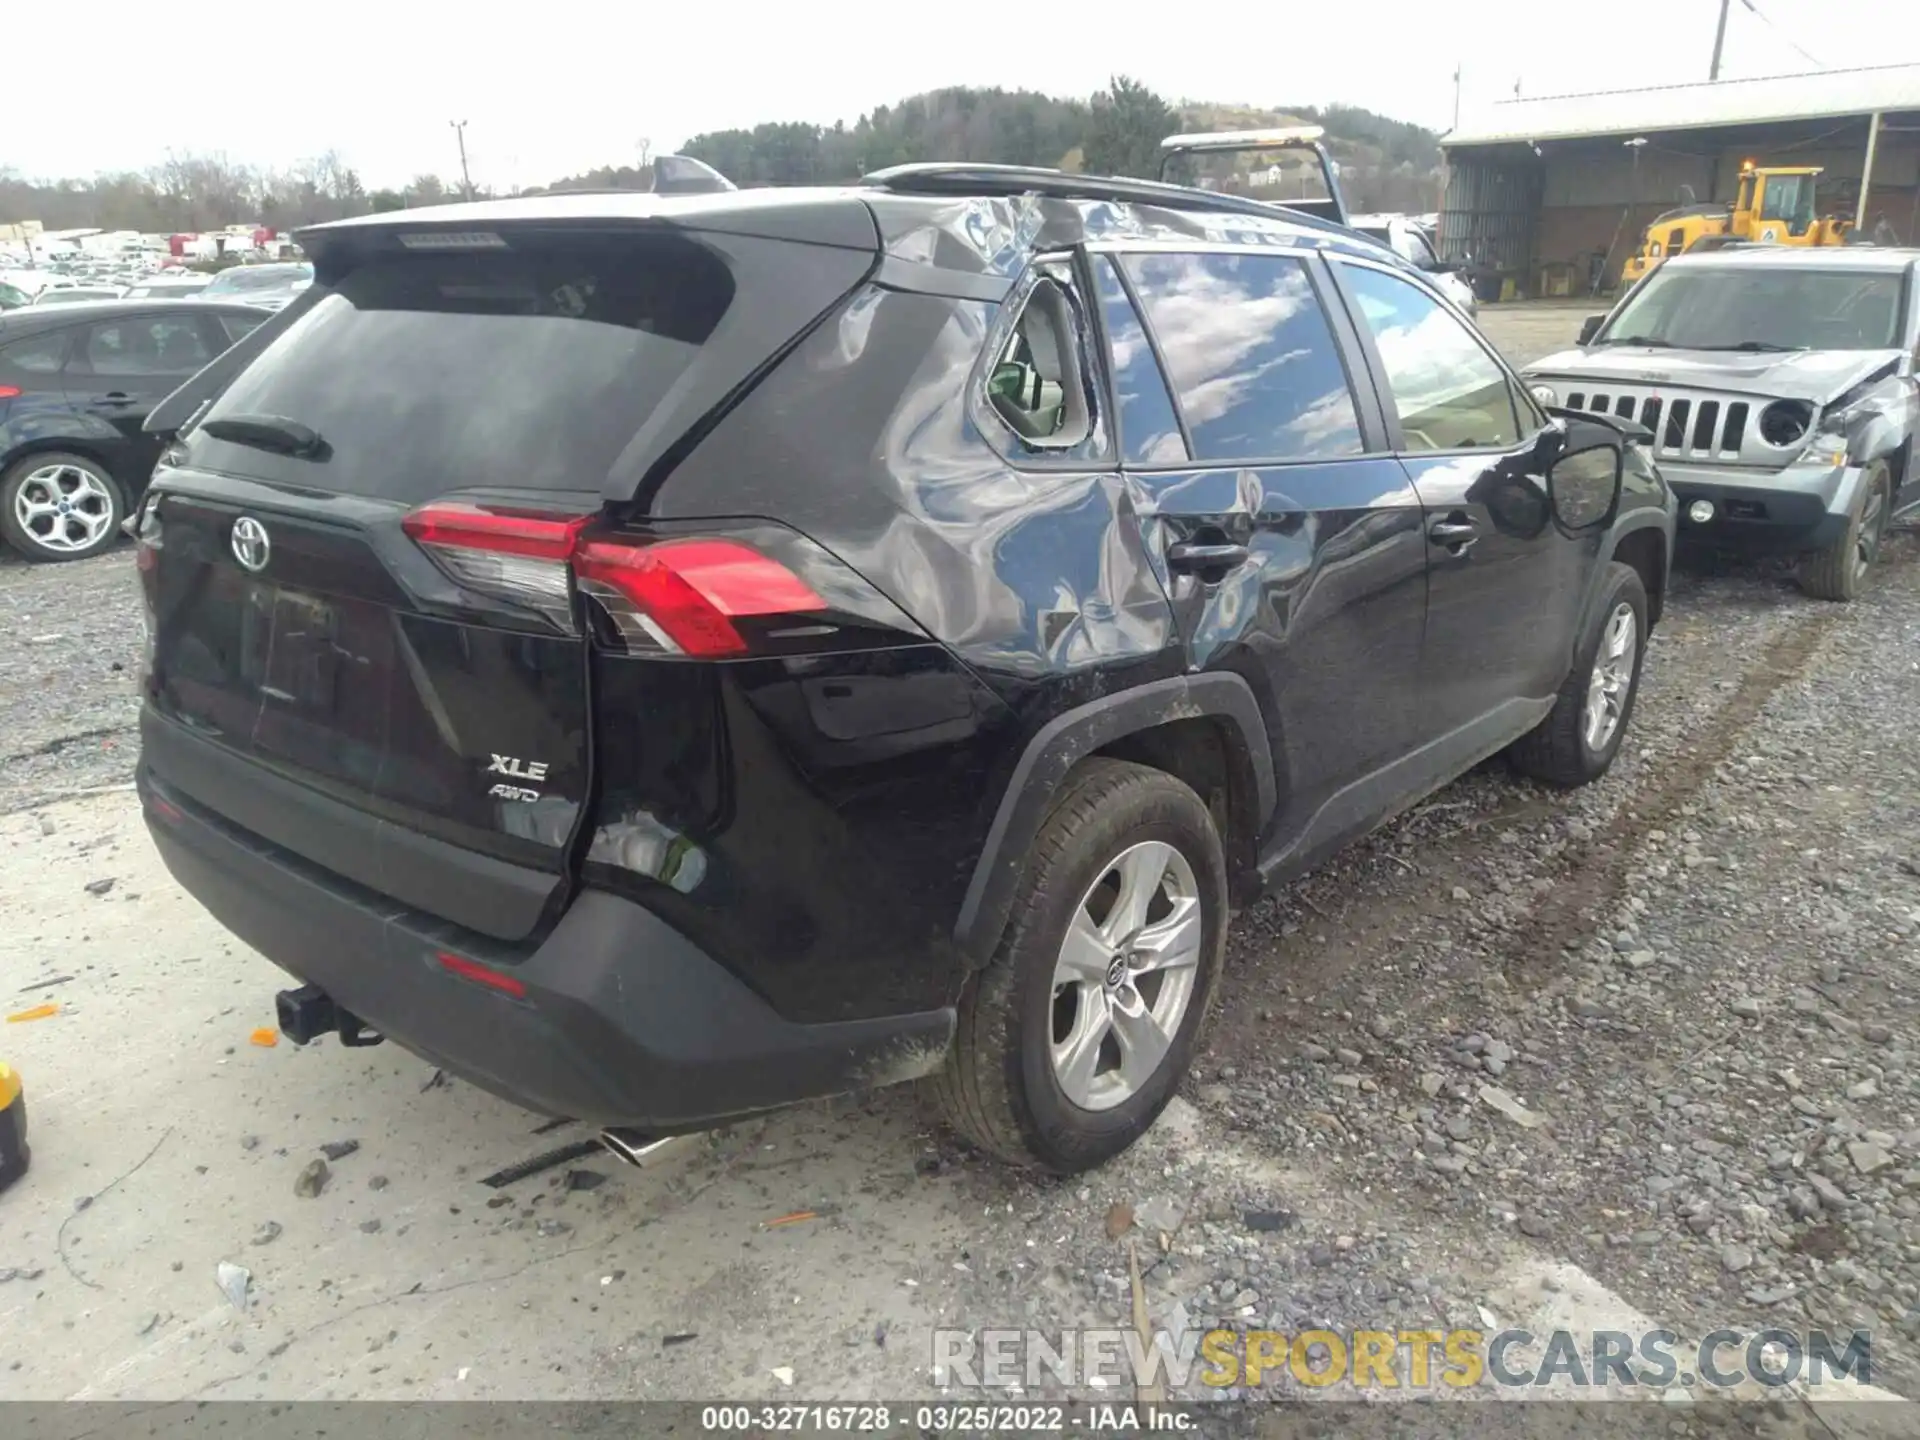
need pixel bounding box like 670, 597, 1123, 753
1547, 440, 1622, 531
1577, 314, 1607, 346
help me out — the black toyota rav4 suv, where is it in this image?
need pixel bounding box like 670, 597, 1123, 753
135, 167, 1674, 1173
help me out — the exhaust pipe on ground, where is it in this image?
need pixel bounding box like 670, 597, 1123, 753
599, 1127, 689, 1168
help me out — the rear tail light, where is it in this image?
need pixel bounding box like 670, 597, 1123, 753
402, 502, 584, 628
402, 501, 858, 657
0, 385, 21, 400
575, 538, 825, 657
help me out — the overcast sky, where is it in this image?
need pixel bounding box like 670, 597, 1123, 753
8, 0, 1916, 190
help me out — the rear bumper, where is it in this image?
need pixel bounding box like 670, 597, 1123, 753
1666, 458, 1859, 556
140, 767, 954, 1130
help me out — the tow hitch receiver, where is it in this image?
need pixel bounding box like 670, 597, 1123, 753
275, 985, 384, 1048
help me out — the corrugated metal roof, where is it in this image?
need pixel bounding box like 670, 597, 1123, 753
1445, 64, 1920, 148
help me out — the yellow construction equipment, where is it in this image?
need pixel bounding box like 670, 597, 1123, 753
1623, 161, 1853, 284
0, 1059, 27, 1194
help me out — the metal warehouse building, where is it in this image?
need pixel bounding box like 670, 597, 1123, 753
1439, 63, 1920, 297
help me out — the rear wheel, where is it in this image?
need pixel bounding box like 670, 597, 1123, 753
1509, 562, 1648, 789
1798, 460, 1888, 602
1, 452, 125, 562
929, 759, 1227, 1173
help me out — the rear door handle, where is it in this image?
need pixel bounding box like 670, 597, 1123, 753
1428, 516, 1480, 550
1166, 541, 1250, 574
89, 392, 136, 405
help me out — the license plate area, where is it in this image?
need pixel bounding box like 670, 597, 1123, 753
254, 587, 343, 713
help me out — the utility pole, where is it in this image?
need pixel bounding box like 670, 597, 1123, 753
1710, 0, 1731, 80
450, 120, 474, 200
1452, 65, 1462, 133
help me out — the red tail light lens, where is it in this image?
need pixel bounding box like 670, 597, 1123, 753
401, 502, 831, 657
401, 502, 585, 560
574, 538, 826, 657
402, 502, 587, 627
0, 385, 21, 400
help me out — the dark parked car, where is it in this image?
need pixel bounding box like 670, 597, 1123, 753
134, 169, 1674, 1173
0, 300, 269, 560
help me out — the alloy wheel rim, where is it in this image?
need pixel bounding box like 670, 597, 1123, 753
13, 462, 115, 553
1583, 601, 1637, 753
1048, 839, 1202, 1112
1855, 483, 1886, 580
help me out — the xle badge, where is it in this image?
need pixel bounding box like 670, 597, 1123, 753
485, 754, 548, 803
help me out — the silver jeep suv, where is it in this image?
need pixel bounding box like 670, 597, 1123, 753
1525, 247, 1919, 600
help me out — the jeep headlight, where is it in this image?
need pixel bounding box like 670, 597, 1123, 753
1529, 383, 1558, 407
1801, 405, 1852, 468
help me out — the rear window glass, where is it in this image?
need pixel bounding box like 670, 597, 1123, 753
198, 235, 734, 498
1121, 251, 1363, 464
79, 315, 218, 374
1090, 255, 1186, 464
0, 329, 71, 380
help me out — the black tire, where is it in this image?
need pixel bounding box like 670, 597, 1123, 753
0, 451, 125, 562
1509, 561, 1649, 789
1798, 461, 1889, 602
928, 759, 1228, 1173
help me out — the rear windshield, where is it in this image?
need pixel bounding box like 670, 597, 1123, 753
197, 234, 734, 498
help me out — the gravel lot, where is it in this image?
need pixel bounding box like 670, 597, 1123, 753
4, 304, 1919, 1428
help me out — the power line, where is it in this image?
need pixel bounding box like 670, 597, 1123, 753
1737, 0, 1825, 70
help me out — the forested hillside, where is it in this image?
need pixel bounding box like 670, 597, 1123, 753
670, 78, 1442, 212
2, 77, 1441, 233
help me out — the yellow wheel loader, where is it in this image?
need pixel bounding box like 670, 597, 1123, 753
1623, 161, 1853, 284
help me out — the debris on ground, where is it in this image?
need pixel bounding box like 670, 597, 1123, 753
479, 1138, 603, 1189
249, 1028, 278, 1048
6, 1004, 58, 1023
764, 1209, 818, 1229
293, 1159, 330, 1199
250, 1221, 282, 1247
770, 1366, 795, 1386
662, 1332, 698, 1347
1103, 1202, 1134, 1239
17, 975, 74, 993
83, 878, 114, 896
562, 1169, 606, 1193
319, 1139, 360, 1161
1478, 1083, 1548, 1129
216, 1261, 251, 1310
1242, 1209, 1294, 1232
1134, 1195, 1186, 1235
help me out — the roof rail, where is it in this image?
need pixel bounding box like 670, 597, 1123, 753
859, 163, 1346, 235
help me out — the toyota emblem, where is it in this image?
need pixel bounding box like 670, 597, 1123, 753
231, 516, 271, 573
